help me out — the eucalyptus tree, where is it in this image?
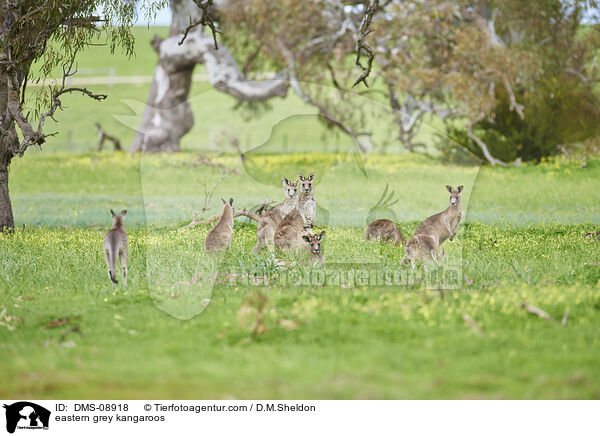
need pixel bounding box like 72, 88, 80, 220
0, 0, 138, 231
0, 0, 379, 230
131, 0, 380, 153
371, 0, 600, 164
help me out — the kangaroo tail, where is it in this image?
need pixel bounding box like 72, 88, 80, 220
109, 270, 118, 284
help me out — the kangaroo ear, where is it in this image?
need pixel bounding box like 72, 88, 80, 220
110, 209, 115, 217
221, 198, 226, 205
229, 198, 234, 206
446, 185, 453, 193
318, 231, 326, 240
457, 185, 464, 193
120, 210, 127, 216
298, 173, 304, 181
308, 173, 315, 181
302, 235, 311, 242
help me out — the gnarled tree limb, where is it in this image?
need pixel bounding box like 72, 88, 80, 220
183, 209, 259, 229
467, 116, 508, 167
278, 41, 370, 154
180, 0, 221, 48
6, 61, 106, 157
160, 32, 288, 101
353, 0, 379, 87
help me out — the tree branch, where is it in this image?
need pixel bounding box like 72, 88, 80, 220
467, 116, 507, 166
95, 123, 121, 151
353, 0, 379, 87
6, 62, 106, 157
501, 74, 524, 119
159, 31, 288, 101
565, 68, 600, 84
521, 303, 555, 323
182, 209, 259, 229
179, 0, 221, 49
279, 41, 370, 154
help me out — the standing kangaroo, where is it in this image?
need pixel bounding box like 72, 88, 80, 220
297, 173, 316, 228
205, 198, 234, 252
103, 209, 128, 285
365, 219, 405, 246
255, 178, 298, 251
402, 185, 463, 266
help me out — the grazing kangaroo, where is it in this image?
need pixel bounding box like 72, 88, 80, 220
274, 207, 307, 251
255, 178, 298, 251
297, 173, 316, 228
402, 185, 464, 266
301, 231, 326, 265
365, 219, 405, 246
103, 209, 128, 285
205, 198, 234, 252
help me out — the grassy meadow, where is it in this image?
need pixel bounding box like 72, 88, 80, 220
0, 26, 599, 399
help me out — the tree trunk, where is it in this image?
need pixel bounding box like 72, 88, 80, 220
0, 63, 16, 232
130, 0, 288, 153
0, 158, 14, 232
130, 0, 199, 153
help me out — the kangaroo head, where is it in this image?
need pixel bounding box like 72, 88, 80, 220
302, 231, 325, 255
446, 185, 463, 206
221, 198, 234, 215
298, 173, 315, 194
110, 209, 127, 228
281, 177, 299, 200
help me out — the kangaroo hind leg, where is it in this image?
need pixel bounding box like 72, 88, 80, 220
104, 249, 118, 284
119, 247, 128, 286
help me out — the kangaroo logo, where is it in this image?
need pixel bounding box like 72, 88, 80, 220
3, 402, 50, 434
367, 183, 399, 224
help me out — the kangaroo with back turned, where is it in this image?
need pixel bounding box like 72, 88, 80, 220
103, 209, 128, 285
402, 185, 463, 266
255, 178, 298, 251
205, 198, 234, 252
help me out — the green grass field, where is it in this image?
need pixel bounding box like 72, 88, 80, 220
2, 151, 599, 399
1, 27, 599, 399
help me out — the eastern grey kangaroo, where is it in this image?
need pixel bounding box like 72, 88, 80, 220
301, 231, 326, 265
103, 209, 128, 285
205, 198, 234, 252
297, 173, 316, 228
365, 219, 405, 246
402, 185, 463, 266
274, 207, 307, 251
255, 178, 298, 251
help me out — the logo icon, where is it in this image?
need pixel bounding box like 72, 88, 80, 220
3, 402, 50, 434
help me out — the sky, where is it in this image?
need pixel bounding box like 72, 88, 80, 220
134, 1, 172, 26
133, 1, 598, 27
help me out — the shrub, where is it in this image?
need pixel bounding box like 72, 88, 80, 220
441, 77, 600, 163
